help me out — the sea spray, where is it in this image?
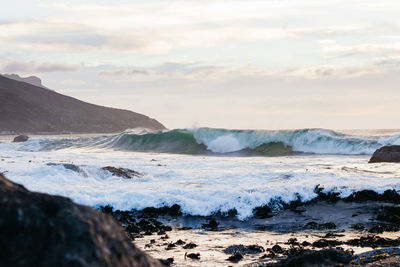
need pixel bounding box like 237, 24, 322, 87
15, 128, 400, 156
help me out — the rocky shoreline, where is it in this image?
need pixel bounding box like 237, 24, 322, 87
99, 195, 400, 266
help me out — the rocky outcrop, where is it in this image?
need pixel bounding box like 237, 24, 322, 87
2, 73, 46, 88
0, 75, 166, 134
369, 145, 400, 163
0, 173, 162, 267
102, 166, 142, 179
12, 135, 29, 142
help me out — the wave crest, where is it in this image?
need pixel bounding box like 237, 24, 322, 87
27, 128, 400, 156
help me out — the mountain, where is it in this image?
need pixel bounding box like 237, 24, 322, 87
2, 74, 46, 88
0, 75, 166, 134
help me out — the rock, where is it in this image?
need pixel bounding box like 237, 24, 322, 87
227, 251, 243, 263
265, 249, 352, 267
185, 253, 200, 260
159, 258, 173, 266
368, 224, 399, 233
376, 205, 400, 224
201, 218, 219, 231
47, 163, 88, 177
102, 166, 142, 179
369, 145, 400, 163
183, 242, 197, 249
312, 239, 342, 248
270, 244, 284, 254
346, 235, 400, 248
351, 223, 365, 230
166, 243, 176, 250
285, 238, 300, 247
0, 173, 161, 267
304, 221, 336, 230
13, 135, 29, 142
3, 74, 46, 88
323, 232, 344, 238
345, 189, 400, 203
253, 204, 273, 218
175, 239, 185, 245
224, 244, 264, 254
141, 204, 182, 217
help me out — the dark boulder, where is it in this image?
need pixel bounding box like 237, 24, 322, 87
0, 173, 161, 267
265, 249, 352, 267
369, 145, 400, 163
13, 135, 29, 142
102, 166, 142, 179
201, 218, 219, 231
227, 251, 243, 263
47, 163, 88, 177
253, 204, 273, 218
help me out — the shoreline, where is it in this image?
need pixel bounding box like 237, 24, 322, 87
100, 199, 400, 266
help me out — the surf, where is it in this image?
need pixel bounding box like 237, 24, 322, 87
14, 128, 400, 156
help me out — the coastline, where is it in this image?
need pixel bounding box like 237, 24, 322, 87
101, 199, 400, 266
2, 131, 400, 266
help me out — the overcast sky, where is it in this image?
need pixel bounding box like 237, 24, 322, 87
1, 0, 400, 130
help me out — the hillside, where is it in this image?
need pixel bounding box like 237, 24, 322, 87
0, 75, 166, 134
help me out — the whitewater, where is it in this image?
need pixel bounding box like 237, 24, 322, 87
1, 128, 400, 220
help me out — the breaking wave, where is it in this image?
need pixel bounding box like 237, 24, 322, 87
26, 128, 400, 156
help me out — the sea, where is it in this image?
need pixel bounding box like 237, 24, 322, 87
1, 127, 400, 220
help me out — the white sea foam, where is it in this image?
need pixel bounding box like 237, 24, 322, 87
193, 128, 400, 155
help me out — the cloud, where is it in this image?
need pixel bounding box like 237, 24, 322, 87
60, 79, 87, 86
97, 60, 384, 85
283, 65, 380, 79
98, 62, 226, 82
1, 60, 81, 74
373, 56, 400, 68
287, 26, 376, 38
0, 1, 386, 55
323, 43, 400, 57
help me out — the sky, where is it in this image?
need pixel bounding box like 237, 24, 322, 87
1, 0, 400, 130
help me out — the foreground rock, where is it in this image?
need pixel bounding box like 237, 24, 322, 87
12, 135, 29, 142
369, 145, 400, 163
0, 173, 161, 267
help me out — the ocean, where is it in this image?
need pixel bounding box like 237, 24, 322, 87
1, 127, 400, 221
